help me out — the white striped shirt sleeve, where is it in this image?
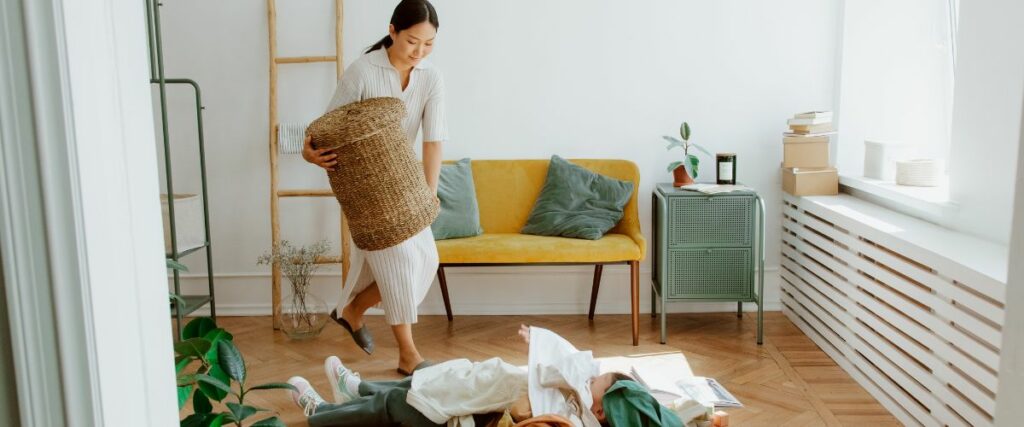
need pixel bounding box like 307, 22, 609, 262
421, 73, 448, 142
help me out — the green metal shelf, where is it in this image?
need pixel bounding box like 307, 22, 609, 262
146, 0, 216, 340
171, 295, 214, 318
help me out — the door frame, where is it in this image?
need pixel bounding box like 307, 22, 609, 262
0, 0, 177, 424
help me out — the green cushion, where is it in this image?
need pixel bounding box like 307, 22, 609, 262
521, 155, 634, 240
431, 158, 484, 240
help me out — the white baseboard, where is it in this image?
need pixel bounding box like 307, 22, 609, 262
172, 266, 782, 317
186, 301, 784, 317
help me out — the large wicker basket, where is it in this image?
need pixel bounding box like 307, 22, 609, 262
308, 97, 439, 251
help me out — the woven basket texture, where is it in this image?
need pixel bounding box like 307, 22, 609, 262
308, 97, 439, 251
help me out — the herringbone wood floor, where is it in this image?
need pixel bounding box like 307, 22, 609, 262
187, 312, 899, 426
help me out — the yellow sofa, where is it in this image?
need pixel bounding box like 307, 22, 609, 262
435, 159, 646, 345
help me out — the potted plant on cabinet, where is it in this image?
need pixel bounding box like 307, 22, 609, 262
662, 121, 710, 186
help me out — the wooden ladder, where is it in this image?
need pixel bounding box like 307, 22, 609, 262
267, 0, 349, 329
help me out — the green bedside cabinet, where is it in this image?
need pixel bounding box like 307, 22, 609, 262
652, 183, 766, 344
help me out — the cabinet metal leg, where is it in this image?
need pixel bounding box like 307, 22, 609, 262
757, 301, 764, 345
651, 282, 657, 318
737, 301, 742, 318
660, 297, 667, 344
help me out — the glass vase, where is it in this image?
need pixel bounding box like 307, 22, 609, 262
278, 291, 329, 340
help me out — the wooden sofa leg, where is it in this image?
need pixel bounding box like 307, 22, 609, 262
438, 266, 453, 321
589, 265, 603, 320
630, 260, 639, 346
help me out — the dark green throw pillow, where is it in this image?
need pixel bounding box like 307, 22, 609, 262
431, 158, 484, 240
521, 155, 634, 240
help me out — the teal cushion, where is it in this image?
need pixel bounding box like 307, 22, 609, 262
431, 158, 484, 240
521, 155, 634, 240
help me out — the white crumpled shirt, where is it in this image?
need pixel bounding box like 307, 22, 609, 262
527, 327, 601, 427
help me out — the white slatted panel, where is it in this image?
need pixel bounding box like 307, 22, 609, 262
780, 194, 1006, 427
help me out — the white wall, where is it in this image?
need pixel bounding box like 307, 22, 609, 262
158, 0, 841, 315
947, 0, 1023, 244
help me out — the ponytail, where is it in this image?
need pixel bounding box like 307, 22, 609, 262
365, 35, 393, 53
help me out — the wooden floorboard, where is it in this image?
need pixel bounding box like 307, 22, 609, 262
178, 312, 900, 426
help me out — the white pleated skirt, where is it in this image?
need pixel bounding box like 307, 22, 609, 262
335, 225, 438, 325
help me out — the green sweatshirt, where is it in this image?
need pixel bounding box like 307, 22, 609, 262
603, 381, 683, 427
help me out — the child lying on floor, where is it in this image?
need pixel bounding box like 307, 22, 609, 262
288, 325, 684, 427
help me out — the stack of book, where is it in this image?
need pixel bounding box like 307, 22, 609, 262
782, 111, 838, 196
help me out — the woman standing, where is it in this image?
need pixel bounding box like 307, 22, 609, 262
303, 0, 445, 376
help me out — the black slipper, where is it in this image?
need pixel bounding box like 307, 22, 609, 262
330, 309, 374, 355
397, 360, 434, 377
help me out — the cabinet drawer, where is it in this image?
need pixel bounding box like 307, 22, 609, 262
665, 248, 752, 299
668, 196, 753, 247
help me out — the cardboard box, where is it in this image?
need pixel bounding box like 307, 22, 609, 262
783, 135, 829, 168
783, 167, 838, 196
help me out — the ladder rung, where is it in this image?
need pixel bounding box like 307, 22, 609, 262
314, 256, 342, 265
279, 189, 334, 197
275, 55, 337, 64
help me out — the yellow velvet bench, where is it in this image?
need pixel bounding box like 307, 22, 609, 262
435, 159, 647, 345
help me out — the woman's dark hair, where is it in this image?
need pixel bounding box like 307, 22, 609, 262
365, 0, 439, 53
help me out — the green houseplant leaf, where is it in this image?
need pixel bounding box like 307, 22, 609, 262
197, 368, 233, 401
174, 338, 212, 359
169, 293, 186, 309
202, 328, 233, 365
217, 340, 246, 384
662, 136, 685, 150
689, 142, 711, 157
175, 355, 193, 374
666, 160, 684, 173
687, 155, 700, 179
682, 159, 695, 178
248, 382, 299, 392
250, 416, 287, 427
183, 317, 217, 341
192, 388, 212, 414
177, 385, 192, 410
226, 402, 263, 423
177, 374, 201, 387
203, 328, 233, 344
180, 413, 208, 427
680, 122, 691, 141
206, 413, 227, 427
166, 258, 189, 272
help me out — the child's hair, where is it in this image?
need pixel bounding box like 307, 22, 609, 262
607, 371, 635, 384
600, 372, 640, 426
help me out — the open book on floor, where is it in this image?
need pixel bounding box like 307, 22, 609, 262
630, 365, 743, 408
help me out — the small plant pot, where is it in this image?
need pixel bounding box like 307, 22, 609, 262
673, 166, 694, 187
278, 292, 329, 340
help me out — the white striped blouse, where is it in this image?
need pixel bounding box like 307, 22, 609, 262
326, 47, 448, 144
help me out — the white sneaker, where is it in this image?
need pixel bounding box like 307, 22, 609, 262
287, 376, 325, 417
324, 355, 361, 404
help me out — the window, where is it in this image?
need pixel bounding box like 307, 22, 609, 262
835, 0, 959, 204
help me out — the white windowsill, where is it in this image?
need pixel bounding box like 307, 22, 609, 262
838, 175, 959, 225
